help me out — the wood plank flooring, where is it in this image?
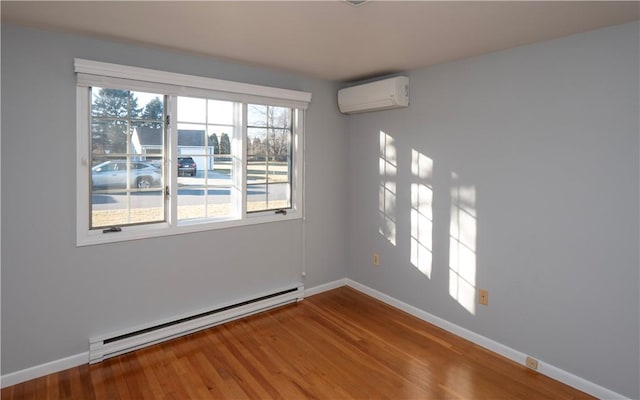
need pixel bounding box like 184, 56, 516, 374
2, 287, 595, 399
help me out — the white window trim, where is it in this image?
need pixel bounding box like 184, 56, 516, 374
75, 59, 311, 108
76, 60, 309, 247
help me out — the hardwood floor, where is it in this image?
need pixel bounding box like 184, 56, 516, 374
2, 287, 595, 399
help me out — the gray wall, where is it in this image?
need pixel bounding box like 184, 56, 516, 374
1, 24, 348, 374
346, 22, 639, 398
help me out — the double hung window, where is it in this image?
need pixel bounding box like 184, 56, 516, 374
76, 59, 310, 246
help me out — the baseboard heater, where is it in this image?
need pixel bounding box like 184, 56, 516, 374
89, 285, 304, 364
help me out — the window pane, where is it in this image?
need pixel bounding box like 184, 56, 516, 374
178, 152, 233, 220
91, 87, 133, 118
177, 186, 206, 220
247, 128, 267, 157
177, 185, 233, 221
212, 154, 233, 186
178, 123, 207, 156
247, 182, 290, 212
207, 156, 233, 218
217, 131, 233, 158
267, 128, 291, 182
177, 97, 206, 123
91, 120, 128, 157
267, 158, 290, 184
90, 157, 164, 228
134, 92, 164, 122
247, 158, 267, 185
207, 187, 232, 218
247, 104, 268, 127
270, 106, 291, 128
247, 104, 291, 129
131, 122, 163, 156
176, 97, 236, 222
208, 100, 234, 125
247, 104, 292, 213
90, 87, 165, 229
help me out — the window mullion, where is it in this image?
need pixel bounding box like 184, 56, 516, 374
125, 118, 132, 224
294, 109, 304, 213
239, 103, 247, 218
77, 87, 91, 242
168, 95, 178, 225
204, 100, 209, 217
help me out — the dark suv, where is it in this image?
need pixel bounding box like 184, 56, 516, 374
178, 157, 197, 176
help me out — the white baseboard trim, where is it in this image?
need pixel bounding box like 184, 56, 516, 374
1, 280, 629, 399
0, 282, 340, 389
345, 279, 629, 400
1, 352, 88, 389
304, 278, 348, 297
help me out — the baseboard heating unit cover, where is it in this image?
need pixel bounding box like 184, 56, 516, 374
89, 285, 304, 363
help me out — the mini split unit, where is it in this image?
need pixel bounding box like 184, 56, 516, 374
338, 76, 409, 114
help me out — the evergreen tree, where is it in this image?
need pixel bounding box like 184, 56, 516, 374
92, 88, 141, 118
208, 133, 220, 154
219, 133, 231, 155
248, 136, 267, 160
141, 97, 164, 127
91, 88, 141, 154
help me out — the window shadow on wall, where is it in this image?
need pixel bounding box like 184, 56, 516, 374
377, 130, 478, 315
449, 172, 477, 315
379, 131, 397, 246
410, 149, 434, 278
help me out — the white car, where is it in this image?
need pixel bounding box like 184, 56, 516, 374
92, 160, 162, 189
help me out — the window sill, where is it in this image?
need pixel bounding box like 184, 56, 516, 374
76, 210, 301, 247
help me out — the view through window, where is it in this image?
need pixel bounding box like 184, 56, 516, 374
77, 59, 309, 245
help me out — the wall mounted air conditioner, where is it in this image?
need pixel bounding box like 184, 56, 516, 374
338, 76, 409, 114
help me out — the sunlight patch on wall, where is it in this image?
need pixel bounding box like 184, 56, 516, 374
379, 131, 397, 246
449, 172, 477, 314
410, 149, 433, 278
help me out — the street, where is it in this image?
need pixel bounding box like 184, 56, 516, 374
91, 170, 289, 211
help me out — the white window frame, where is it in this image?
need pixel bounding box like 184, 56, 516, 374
76, 59, 310, 246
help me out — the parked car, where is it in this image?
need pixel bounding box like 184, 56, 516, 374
178, 156, 197, 176
92, 160, 162, 189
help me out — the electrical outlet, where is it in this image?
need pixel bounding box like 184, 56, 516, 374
478, 289, 489, 305
525, 357, 539, 370
373, 253, 380, 266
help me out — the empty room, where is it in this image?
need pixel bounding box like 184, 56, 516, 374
1, 1, 639, 399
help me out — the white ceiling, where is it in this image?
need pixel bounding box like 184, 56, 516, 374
2, 1, 638, 82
